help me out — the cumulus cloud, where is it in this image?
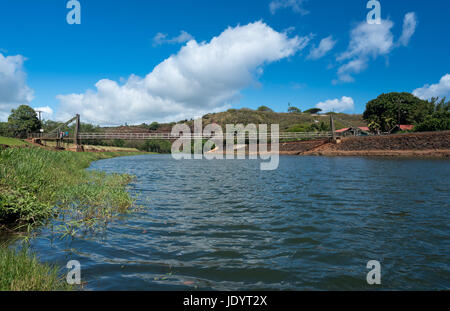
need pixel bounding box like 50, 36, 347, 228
335, 12, 417, 83
0, 53, 34, 120
270, 0, 309, 15
398, 12, 417, 46
153, 30, 194, 46
57, 21, 309, 124
307, 36, 337, 60
413, 74, 450, 100
33, 106, 54, 119
316, 96, 354, 113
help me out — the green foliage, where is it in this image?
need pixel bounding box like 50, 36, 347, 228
413, 98, 450, 132
7, 105, 42, 138
310, 121, 330, 132
113, 139, 125, 148
0, 189, 53, 227
0, 122, 12, 137
287, 121, 330, 132
287, 124, 310, 132
257, 106, 274, 112
304, 108, 322, 114
288, 106, 302, 114
148, 122, 160, 131
0, 148, 137, 230
414, 111, 450, 132
144, 139, 171, 153
0, 246, 72, 291
363, 93, 433, 132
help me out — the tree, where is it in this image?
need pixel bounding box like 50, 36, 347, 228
288, 106, 302, 114
414, 111, 450, 132
7, 105, 41, 138
304, 108, 322, 114
414, 97, 450, 132
309, 121, 330, 132
0, 122, 12, 137
363, 92, 433, 132
148, 122, 159, 131
257, 106, 274, 112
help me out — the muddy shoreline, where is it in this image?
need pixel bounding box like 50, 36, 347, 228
280, 131, 450, 158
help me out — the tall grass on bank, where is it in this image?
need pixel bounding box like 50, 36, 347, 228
0, 246, 72, 291
0, 148, 142, 231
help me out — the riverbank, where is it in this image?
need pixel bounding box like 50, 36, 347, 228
0, 146, 148, 290
0, 148, 147, 230
211, 131, 450, 158
302, 131, 450, 158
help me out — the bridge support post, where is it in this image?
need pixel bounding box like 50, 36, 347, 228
330, 114, 336, 143
74, 114, 82, 152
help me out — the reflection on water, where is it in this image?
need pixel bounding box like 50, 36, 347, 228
17, 155, 450, 290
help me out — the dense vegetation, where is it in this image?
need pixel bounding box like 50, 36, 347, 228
0, 145, 146, 291
363, 93, 449, 132
0, 247, 71, 291
0, 105, 42, 138
413, 97, 450, 132
0, 147, 138, 230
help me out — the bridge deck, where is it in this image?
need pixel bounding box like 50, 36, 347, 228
32, 132, 332, 141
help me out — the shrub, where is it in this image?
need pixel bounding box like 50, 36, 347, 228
257, 106, 274, 112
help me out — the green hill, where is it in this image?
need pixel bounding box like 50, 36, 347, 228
183, 109, 366, 132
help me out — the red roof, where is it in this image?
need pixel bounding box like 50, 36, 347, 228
335, 127, 370, 133
335, 128, 350, 133
399, 125, 414, 130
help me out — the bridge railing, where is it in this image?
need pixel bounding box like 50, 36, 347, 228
30, 131, 332, 140
77, 132, 332, 140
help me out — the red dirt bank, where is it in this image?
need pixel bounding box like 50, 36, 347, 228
279, 131, 450, 158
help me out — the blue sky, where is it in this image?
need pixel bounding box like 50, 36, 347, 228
0, 0, 449, 124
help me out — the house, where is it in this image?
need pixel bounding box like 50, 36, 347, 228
335, 127, 371, 137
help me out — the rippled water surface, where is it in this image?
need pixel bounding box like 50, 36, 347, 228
22, 155, 450, 290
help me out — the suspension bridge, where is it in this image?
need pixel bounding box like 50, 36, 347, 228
29, 114, 356, 151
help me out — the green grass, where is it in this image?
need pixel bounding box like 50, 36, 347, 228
0, 136, 30, 147
0, 148, 146, 231
0, 246, 71, 291
0, 147, 148, 291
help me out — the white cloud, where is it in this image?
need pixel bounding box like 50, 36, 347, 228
33, 106, 54, 119
270, 0, 309, 15
0, 53, 34, 120
335, 12, 417, 83
57, 21, 309, 125
316, 96, 354, 113
153, 31, 194, 46
398, 12, 417, 46
413, 74, 450, 100
307, 35, 337, 60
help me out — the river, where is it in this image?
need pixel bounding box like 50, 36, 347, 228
18, 154, 450, 290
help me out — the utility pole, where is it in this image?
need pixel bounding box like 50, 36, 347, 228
74, 114, 81, 152
36, 110, 43, 122
56, 127, 61, 149
330, 114, 336, 142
